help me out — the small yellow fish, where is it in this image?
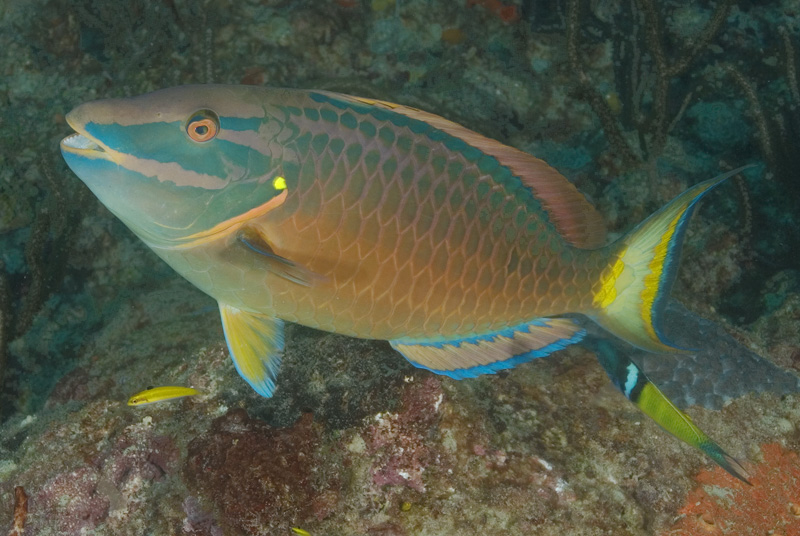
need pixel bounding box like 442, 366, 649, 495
127, 386, 200, 406
291, 529, 311, 536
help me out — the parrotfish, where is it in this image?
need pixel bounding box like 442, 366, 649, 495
61, 85, 749, 481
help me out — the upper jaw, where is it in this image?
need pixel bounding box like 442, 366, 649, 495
60, 110, 111, 160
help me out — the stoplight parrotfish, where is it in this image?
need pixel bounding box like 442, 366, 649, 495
61, 85, 749, 481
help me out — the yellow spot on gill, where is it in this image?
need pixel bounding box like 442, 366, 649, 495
273, 175, 287, 190
127, 386, 200, 406
594, 251, 626, 309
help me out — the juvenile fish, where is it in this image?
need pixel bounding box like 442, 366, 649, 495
127, 386, 200, 406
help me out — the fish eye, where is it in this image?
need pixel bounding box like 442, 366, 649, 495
186, 109, 220, 142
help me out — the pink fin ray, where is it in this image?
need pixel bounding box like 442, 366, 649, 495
391, 318, 585, 379
338, 94, 607, 249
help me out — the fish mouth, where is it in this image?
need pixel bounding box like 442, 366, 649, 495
60, 114, 112, 161
60, 133, 107, 154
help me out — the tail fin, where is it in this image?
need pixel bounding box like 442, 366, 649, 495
591, 167, 749, 352
591, 338, 751, 484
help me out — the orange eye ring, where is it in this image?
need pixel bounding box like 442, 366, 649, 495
186, 110, 219, 142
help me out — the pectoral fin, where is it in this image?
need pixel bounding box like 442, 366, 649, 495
591, 338, 750, 483
237, 227, 324, 287
219, 303, 284, 397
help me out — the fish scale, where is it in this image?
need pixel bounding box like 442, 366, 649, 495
257, 96, 595, 339
60, 85, 751, 481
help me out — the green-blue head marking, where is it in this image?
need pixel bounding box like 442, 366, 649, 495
60, 85, 291, 246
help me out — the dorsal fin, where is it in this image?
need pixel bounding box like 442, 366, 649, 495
332, 93, 607, 249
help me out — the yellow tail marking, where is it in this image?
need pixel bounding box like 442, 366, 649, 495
640, 210, 683, 340
637, 383, 705, 446
594, 250, 626, 309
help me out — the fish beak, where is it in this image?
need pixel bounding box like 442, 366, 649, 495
60, 108, 112, 161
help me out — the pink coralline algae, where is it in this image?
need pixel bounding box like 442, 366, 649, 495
184, 409, 334, 534
103, 429, 178, 486
368, 376, 445, 493
182, 496, 224, 536
28, 466, 110, 534
24, 422, 178, 535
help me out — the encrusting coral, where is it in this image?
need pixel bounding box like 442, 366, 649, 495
663, 443, 800, 536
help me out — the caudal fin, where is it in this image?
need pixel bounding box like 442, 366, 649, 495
591, 167, 749, 352
591, 338, 751, 483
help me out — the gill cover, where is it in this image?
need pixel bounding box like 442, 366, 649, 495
60, 85, 287, 246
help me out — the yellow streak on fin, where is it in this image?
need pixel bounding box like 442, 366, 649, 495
127, 386, 200, 406
639, 210, 683, 342
636, 383, 751, 484
637, 383, 705, 445
594, 251, 626, 309
591, 166, 749, 352
219, 304, 284, 398
595, 340, 751, 483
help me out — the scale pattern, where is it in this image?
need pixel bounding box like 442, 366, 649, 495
256, 93, 608, 340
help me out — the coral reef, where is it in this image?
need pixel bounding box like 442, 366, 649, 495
566, 0, 733, 165
0, 286, 798, 534
0, 156, 89, 412
184, 409, 332, 535
257, 326, 412, 429
367, 376, 445, 493
23, 411, 180, 535
663, 443, 800, 535
30, 467, 110, 534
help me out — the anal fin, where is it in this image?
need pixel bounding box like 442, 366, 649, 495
219, 303, 284, 397
391, 318, 585, 379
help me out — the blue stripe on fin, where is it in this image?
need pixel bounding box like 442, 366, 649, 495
391, 318, 585, 379
592, 165, 753, 353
